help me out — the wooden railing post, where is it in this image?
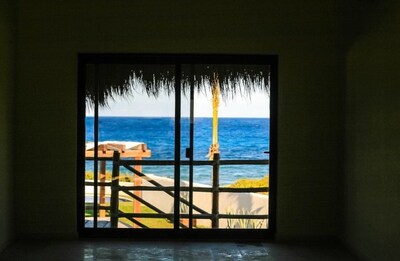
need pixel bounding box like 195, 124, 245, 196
133, 156, 142, 228
99, 160, 106, 217
110, 151, 120, 228
212, 153, 220, 228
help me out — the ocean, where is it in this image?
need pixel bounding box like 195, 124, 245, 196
86, 117, 269, 186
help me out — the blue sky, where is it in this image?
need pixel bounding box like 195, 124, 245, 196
87, 89, 270, 118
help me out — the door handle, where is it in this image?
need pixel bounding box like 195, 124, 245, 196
185, 148, 192, 158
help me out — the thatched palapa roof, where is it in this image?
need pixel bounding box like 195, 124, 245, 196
85, 64, 271, 107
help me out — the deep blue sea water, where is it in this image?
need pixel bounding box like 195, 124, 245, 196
86, 117, 269, 185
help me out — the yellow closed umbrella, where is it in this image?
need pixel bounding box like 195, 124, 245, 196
208, 76, 220, 160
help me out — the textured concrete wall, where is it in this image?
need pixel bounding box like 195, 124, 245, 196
342, 1, 400, 260
0, 0, 15, 252
15, 0, 340, 239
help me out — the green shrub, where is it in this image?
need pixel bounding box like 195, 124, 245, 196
227, 175, 269, 195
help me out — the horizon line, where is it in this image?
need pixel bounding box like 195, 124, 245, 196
86, 115, 270, 119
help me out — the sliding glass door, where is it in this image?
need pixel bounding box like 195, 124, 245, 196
83, 63, 177, 230
78, 54, 277, 239
180, 64, 270, 230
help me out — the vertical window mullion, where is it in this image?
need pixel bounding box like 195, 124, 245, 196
174, 63, 181, 230
93, 64, 99, 228
189, 65, 194, 229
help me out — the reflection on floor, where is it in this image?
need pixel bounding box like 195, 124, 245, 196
85, 218, 130, 228
0, 240, 358, 260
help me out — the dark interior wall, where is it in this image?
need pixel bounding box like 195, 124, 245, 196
15, 0, 340, 239
343, 0, 400, 259
0, 0, 15, 251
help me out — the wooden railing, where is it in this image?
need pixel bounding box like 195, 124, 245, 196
85, 151, 269, 229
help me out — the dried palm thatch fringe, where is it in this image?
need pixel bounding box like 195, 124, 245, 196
85, 64, 271, 107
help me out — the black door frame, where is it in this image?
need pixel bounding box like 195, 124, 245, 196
77, 53, 278, 240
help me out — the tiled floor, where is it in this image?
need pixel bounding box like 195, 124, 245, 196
0, 240, 358, 260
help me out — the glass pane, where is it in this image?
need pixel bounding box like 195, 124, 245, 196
180, 82, 192, 228
182, 64, 270, 229
85, 64, 176, 229
84, 64, 96, 228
